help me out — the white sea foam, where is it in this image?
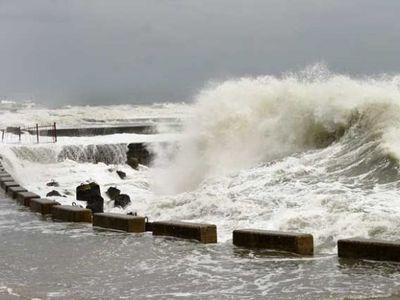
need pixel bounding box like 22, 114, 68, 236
2, 66, 400, 252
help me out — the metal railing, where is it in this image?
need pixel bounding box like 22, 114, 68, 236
1, 122, 57, 144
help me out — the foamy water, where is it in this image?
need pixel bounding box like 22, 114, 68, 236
2, 67, 400, 253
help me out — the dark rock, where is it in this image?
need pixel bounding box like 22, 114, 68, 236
46, 180, 60, 187
76, 182, 100, 202
126, 143, 152, 169
106, 187, 120, 200
86, 194, 104, 213
126, 157, 139, 169
115, 194, 131, 208
46, 190, 62, 197
116, 170, 126, 179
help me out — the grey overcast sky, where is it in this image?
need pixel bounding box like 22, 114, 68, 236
1, 0, 400, 106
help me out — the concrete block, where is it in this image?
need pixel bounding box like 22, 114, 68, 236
16, 191, 40, 206
152, 221, 217, 244
338, 238, 400, 262
2, 181, 20, 192
145, 221, 153, 232
30, 198, 60, 215
233, 229, 314, 255
93, 213, 145, 233
51, 205, 92, 223
7, 186, 28, 199
0, 176, 13, 183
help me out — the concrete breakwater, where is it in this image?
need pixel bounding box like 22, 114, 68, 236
26, 119, 182, 137
2, 158, 400, 261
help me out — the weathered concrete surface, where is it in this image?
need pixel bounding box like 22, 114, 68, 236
30, 198, 60, 215
93, 213, 145, 233
51, 205, 92, 223
2, 181, 20, 192
152, 221, 217, 244
233, 229, 314, 255
7, 186, 28, 199
0, 176, 13, 184
338, 238, 400, 262
16, 191, 41, 206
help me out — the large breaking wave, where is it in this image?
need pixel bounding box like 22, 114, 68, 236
153, 65, 400, 193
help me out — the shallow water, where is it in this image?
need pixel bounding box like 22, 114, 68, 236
1, 195, 400, 299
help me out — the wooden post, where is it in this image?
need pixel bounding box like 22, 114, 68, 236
53, 122, 57, 143
36, 124, 39, 144
1, 130, 4, 143
18, 127, 21, 142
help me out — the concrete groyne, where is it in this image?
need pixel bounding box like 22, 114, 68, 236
233, 229, 314, 255
3, 158, 400, 261
93, 213, 145, 233
51, 205, 92, 223
30, 198, 60, 215
338, 238, 400, 262
152, 221, 217, 244
16, 191, 40, 206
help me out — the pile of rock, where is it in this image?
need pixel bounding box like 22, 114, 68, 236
106, 187, 131, 209
76, 182, 104, 213
126, 143, 152, 169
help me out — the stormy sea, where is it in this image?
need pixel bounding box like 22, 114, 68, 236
2, 69, 400, 299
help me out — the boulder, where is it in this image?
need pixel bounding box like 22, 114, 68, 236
116, 170, 126, 179
106, 187, 120, 200
115, 194, 131, 208
86, 194, 104, 213
76, 182, 100, 201
46, 180, 60, 187
126, 157, 139, 170
46, 190, 62, 197
126, 143, 152, 169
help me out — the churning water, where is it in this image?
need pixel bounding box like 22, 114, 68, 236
2, 67, 400, 298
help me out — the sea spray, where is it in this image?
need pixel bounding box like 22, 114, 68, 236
153, 66, 400, 193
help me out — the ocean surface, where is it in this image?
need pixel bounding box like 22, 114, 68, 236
2, 69, 400, 298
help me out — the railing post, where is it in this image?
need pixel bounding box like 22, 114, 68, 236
36, 123, 39, 144
53, 122, 57, 143
18, 127, 21, 142
1, 130, 4, 143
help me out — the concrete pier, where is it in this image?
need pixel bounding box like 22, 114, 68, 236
2, 181, 20, 192
51, 205, 92, 223
152, 221, 217, 244
338, 238, 400, 262
30, 198, 60, 215
93, 213, 145, 233
7, 186, 28, 199
16, 191, 40, 206
233, 229, 314, 255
